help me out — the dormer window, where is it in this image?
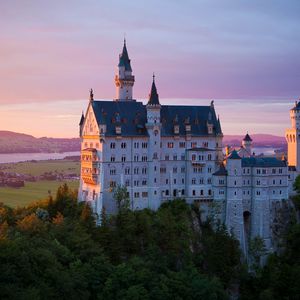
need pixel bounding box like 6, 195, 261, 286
116, 125, 121, 135
207, 123, 213, 134
185, 124, 191, 132
174, 125, 179, 134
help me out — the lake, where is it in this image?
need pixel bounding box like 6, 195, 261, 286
0, 151, 80, 164
0, 147, 279, 164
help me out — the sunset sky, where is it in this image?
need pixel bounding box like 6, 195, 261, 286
0, 0, 299, 137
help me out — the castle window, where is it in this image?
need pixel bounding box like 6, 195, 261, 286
173, 167, 177, 173
121, 155, 126, 162
234, 191, 237, 196
134, 192, 140, 198
160, 167, 166, 174
168, 142, 174, 148
142, 167, 147, 174
280, 190, 282, 194
134, 180, 139, 186
182, 178, 185, 184
207, 178, 212, 184
181, 155, 185, 160
174, 179, 177, 184
200, 189, 204, 195
134, 155, 139, 162
125, 180, 130, 187
110, 142, 116, 149
257, 180, 260, 186
110, 168, 116, 175
199, 178, 204, 184
273, 179, 275, 185
134, 142, 139, 149
173, 155, 177, 160
181, 167, 185, 173
153, 153, 158, 159
279, 168, 283, 174
110, 156, 115, 162
280, 180, 282, 185
208, 154, 212, 161
166, 179, 169, 184
109, 181, 116, 188
203, 142, 208, 147
154, 178, 157, 183
208, 189, 212, 196
166, 190, 169, 196
262, 169, 266, 174
191, 142, 197, 148
125, 167, 130, 175
142, 142, 148, 148
272, 168, 276, 174
208, 167, 212, 173
192, 154, 196, 161
142, 192, 148, 198
192, 190, 196, 196
142, 180, 147, 186
256, 169, 261, 174
179, 142, 186, 148
142, 155, 147, 162
192, 178, 196, 184
182, 189, 185, 195
154, 166, 157, 171
121, 142, 127, 149
165, 155, 169, 161
134, 167, 139, 175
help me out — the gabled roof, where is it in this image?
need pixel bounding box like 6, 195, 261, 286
242, 157, 287, 168
292, 101, 300, 111
118, 40, 132, 72
243, 133, 252, 142
147, 78, 160, 106
227, 150, 241, 159
213, 163, 228, 176
90, 100, 222, 137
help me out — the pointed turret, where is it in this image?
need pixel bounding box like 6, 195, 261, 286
115, 39, 135, 101
147, 74, 160, 106
118, 39, 132, 72
79, 111, 85, 137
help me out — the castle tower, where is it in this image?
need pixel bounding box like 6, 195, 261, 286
242, 133, 253, 157
286, 101, 300, 171
114, 39, 135, 101
146, 75, 161, 210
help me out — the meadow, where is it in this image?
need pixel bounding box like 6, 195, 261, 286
0, 180, 79, 207
0, 159, 80, 207
0, 159, 80, 176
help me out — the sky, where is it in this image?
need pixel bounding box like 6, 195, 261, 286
0, 0, 299, 137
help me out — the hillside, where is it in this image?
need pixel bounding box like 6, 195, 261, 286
0, 131, 286, 154
0, 131, 80, 153
223, 134, 286, 148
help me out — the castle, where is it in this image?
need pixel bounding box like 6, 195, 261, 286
78, 40, 299, 255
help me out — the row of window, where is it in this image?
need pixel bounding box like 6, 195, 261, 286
242, 168, 284, 175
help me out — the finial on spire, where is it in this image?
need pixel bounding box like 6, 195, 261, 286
89, 88, 94, 102
152, 72, 155, 82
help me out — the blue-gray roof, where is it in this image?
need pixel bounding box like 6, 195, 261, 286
227, 150, 241, 159
242, 157, 287, 168
118, 41, 132, 72
213, 163, 228, 176
91, 100, 222, 137
147, 80, 160, 106
292, 101, 300, 111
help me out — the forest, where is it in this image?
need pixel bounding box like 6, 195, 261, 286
0, 183, 299, 300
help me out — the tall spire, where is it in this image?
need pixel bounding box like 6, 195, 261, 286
115, 39, 135, 101
147, 74, 160, 106
118, 38, 132, 72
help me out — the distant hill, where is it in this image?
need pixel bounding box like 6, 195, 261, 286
0, 131, 287, 154
223, 134, 286, 148
0, 131, 80, 154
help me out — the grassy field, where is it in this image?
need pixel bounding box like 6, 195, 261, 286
0, 180, 79, 208
0, 159, 80, 176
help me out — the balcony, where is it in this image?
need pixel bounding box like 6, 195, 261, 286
81, 148, 99, 185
